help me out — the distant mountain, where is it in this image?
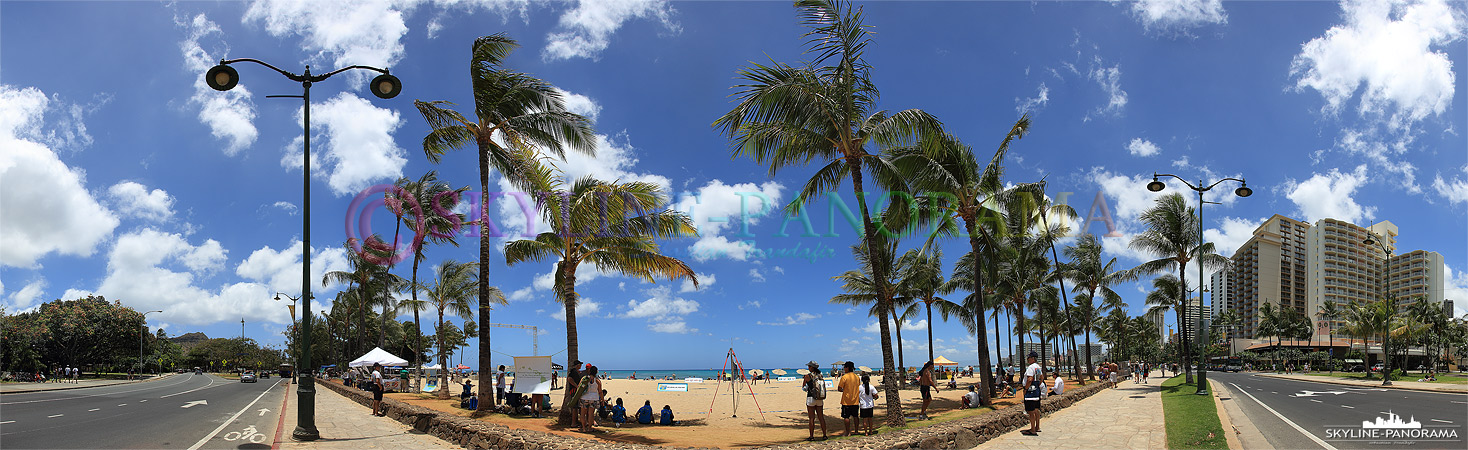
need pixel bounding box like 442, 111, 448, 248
170, 332, 209, 351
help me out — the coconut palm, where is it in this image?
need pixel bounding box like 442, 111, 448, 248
504, 176, 697, 424
944, 250, 1006, 370
387, 171, 469, 390
896, 248, 955, 373
713, 0, 944, 423
1316, 300, 1342, 372
1343, 296, 1403, 385
421, 260, 494, 399
1145, 274, 1188, 366
1404, 298, 1445, 373
324, 237, 402, 357
1063, 234, 1133, 380
416, 33, 597, 409
1130, 193, 1228, 384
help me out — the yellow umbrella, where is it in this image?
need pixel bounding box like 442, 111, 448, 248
933, 356, 959, 366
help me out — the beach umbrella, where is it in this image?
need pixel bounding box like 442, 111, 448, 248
748, 369, 764, 376
771, 369, 787, 376
858, 366, 872, 373
796, 369, 810, 376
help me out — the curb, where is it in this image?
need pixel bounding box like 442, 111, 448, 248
1253, 373, 1467, 394
0, 374, 174, 394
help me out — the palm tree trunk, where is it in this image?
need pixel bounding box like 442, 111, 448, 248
557, 262, 581, 426
412, 251, 423, 392
893, 307, 906, 389
437, 309, 449, 399
1085, 326, 1096, 380
849, 165, 904, 426
925, 301, 935, 371
963, 219, 994, 407
476, 147, 493, 411
1178, 266, 1193, 384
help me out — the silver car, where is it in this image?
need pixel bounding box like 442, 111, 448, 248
240, 371, 257, 383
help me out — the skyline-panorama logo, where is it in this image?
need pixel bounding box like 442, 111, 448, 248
1325, 410, 1460, 445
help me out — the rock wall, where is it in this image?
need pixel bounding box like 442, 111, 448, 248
316, 377, 1112, 450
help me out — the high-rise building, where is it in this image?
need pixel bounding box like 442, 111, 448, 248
1305, 219, 1390, 338
1209, 268, 1235, 322
1387, 250, 1444, 310
1228, 214, 1311, 340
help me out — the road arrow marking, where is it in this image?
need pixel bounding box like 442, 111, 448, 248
1291, 390, 1348, 397
257, 408, 269, 416
0, 420, 14, 424
182, 400, 208, 408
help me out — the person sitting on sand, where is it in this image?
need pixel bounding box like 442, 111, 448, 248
962, 385, 980, 409
611, 398, 627, 428
636, 400, 654, 424
659, 405, 675, 425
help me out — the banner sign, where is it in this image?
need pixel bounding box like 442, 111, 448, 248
683, 377, 704, 383
657, 383, 689, 392
511, 356, 552, 395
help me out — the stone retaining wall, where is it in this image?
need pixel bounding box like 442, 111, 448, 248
317, 377, 1112, 449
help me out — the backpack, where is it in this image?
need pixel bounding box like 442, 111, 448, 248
807, 375, 826, 400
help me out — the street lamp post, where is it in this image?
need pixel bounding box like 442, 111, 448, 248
141, 310, 163, 375
276, 293, 301, 381
1146, 173, 1252, 395
1362, 231, 1394, 386
205, 58, 401, 441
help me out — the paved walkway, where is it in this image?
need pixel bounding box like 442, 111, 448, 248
276, 382, 458, 449
972, 371, 1166, 450
0, 375, 170, 394
1256, 372, 1467, 393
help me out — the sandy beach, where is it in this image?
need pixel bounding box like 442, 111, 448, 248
391, 373, 1032, 448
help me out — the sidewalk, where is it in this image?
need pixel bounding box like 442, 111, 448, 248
0, 374, 171, 394
276, 382, 458, 449
1256, 372, 1467, 393
972, 371, 1166, 450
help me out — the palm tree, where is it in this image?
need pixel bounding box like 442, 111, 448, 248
1404, 298, 1445, 374
1343, 296, 1402, 385
387, 171, 469, 390
1214, 309, 1240, 359
324, 237, 402, 357
896, 248, 955, 372
421, 260, 495, 399
713, 0, 944, 424
504, 177, 697, 425
1130, 193, 1228, 384
1316, 300, 1341, 372
1145, 274, 1187, 367
1063, 234, 1134, 380
416, 34, 597, 409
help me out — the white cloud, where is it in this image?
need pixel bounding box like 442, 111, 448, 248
243, 0, 409, 88
855, 319, 927, 334
1444, 265, 1468, 318
94, 229, 297, 325
1203, 216, 1264, 257
109, 182, 175, 221
508, 286, 535, 302
531, 262, 613, 291
0, 85, 119, 268
556, 88, 601, 121
622, 285, 698, 320
648, 320, 695, 334
757, 312, 820, 326
1433, 166, 1468, 205
1015, 83, 1049, 114
282, 92, 405, 196
6, 279, 46, 311
1290, 0, 1463, 131
738, 300, 761, 310
749, 268, 766, 283
271, 201, 299, 216
674, 179, 785, 262
179, 14, 258, 155
1283, 166, 1376, 224
235, 240, 351, 295
543, 0, 679, 61
1129, 0, 1228, 32
1127, 138, 1161, 157
679, 272, 714, 293
1086, 58, 1127, 120
550, 299, 602, 321
60, 289, 94, 301
773, 266, 784, 275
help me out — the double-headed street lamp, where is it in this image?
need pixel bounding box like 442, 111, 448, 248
206, 59, 401, 441
1362, 231, 1395, 386
140, 310, 163, 375
1146, 173, 1251, 395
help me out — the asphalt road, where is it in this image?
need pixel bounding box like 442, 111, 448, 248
1211, 372, 1467, 450
0, 373, 288, 449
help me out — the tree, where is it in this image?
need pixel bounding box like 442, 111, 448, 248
1145, 274, 1188, 366
505, 177, 696, 424
416, 33, 597, 409
895, 247, 955, 377
421, 260, 495, 399
1342, 296, 1402, 385
1129, 193, 1228, 384
1062, 234, 1134, 380
387, 171, 469, 390
323, 237, 403, 357
1404, 298, 1445, 373
713, 0, 944, 424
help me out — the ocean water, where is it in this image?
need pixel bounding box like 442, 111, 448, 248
597, 369, 803, 380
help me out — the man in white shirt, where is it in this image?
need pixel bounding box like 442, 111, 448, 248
1051, 374, 1065, 395
370, 363, 385, 416
1021, 352, 1043, 435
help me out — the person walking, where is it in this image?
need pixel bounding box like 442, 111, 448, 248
802, 361, 828, 441
370, 363, 386, 416
1021, 352, 1044, 436
836, 361, 861, 437
574, 365, 604, 432
917, 361, 937, 420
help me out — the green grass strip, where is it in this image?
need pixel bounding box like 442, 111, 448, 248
1160, 376, 1227, 449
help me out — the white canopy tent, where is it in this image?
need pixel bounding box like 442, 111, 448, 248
349, 347, 409, 368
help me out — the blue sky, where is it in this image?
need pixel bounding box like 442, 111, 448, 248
2, 0, 1466, 371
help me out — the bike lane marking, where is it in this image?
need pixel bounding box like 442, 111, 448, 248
186, 379, 283, 450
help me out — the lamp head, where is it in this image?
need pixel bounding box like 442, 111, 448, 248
1234, 184, 1252, 198
274, 293, 282, 301
1146, 177, 1166, 192
369, 73, 402, 99
205, 64, 239, 91
1363, 235, 1376, 246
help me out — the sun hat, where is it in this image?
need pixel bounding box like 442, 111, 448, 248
806, 361, 820, 368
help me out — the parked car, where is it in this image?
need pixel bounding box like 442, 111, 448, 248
194, 367, 203, 375
240, 371, 257, 383
1371, 363, 1384, 372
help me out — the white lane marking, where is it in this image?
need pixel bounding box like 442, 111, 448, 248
1310, 399, 1323, 403
161, 380, 228, 398
181, 400, 207, 408
0, 420, 13, 424
0, 374, 193, 405
1431, 419, 1454, 424
1452, 401, 1467, 404
1271, 391, 1279, 394
47, 414, 63, 418
139, 400, 147, 402
1231, 382, 1338, 450
88, 408, 99, 412
117, 404, 127, 407
1341, 405, 1354, 408
186, 379, 281, 450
